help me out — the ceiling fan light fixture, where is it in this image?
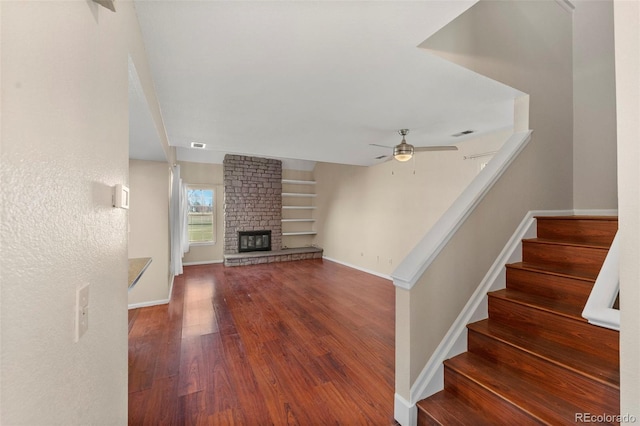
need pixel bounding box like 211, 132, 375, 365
393, 144, 414, 162
393, 128, 414, 161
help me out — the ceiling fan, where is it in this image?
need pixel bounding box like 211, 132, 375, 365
370, 129, 458, 162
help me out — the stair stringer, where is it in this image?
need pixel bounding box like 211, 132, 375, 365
405, 209, 582, 425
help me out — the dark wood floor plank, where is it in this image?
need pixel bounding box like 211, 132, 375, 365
216, 331, 273, 424
128, 335, 162, 393
128, 309, 139, 334
152, 326, 183, 380
200, 332, 238, 414
128, 389, 150, 426
128, 259, 396, 425
168, 275, 185, 322
177, 335, 205, 397
142, 376, 180, 426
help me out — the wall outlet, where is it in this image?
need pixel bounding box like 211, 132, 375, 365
75, 284, 90, 342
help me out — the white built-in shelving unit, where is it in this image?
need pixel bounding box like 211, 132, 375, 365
281, 178, 317, 239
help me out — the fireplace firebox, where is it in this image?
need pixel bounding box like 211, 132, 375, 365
238, 230, 272, 253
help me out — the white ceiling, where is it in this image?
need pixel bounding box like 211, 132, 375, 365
132, 0, 523, 167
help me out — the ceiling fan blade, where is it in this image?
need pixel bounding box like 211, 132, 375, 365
369, 143, 394, 149
414, 146, 458, 152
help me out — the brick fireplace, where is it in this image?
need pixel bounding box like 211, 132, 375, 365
223, 154, 282, 255
222, 154, 322, 266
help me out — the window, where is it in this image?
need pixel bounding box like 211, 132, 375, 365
187, 187, 215, 244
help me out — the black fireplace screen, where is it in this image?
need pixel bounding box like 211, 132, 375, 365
238, 230, 271, 253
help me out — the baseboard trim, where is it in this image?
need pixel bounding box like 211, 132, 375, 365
322, 256, 392, 281
394, 393, 417, 426
128, 298, 170, 310
128, 274, 175, 310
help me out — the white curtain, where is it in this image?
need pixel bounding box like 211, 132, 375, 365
170, 165, 189, 276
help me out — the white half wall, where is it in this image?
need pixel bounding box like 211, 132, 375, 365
128, 160, 171, 306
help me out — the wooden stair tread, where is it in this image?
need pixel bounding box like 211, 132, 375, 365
468, 319, 620, 388
523, 237, 611, 249
416, 390, 514, 425
506, 261, 597, 282
488, 288, 585, 320
445, 353, 596, 424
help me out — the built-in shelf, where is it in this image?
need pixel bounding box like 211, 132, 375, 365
282, 206, 316, 210
282, 178, 316, 239
282, 179, 316, 185
282, 192, 317, 197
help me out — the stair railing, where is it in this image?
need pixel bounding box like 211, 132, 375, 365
582, 231, 620, 331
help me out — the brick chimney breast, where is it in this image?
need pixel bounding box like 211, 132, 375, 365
223, 155, 282, 254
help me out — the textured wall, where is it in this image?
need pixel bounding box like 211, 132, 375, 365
223, 155, 282, 253
0, 1, 138, 423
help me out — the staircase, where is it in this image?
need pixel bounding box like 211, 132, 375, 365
417, 216, 620, 425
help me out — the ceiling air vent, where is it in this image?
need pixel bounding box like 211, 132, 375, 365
191, 142, 206, 149
452, 130, 475, 137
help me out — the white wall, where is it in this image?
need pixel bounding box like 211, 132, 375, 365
128, 160, 171, 306
0, 1, 147, 423
573, 0, 618, 209
614, 0, 640, 418
314, 129, 510, 276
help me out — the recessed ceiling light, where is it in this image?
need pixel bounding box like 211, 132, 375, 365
191, 142, 206, 149
452, 130, 475, 137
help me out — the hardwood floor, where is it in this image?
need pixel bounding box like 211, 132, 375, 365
128, 259, 396, 425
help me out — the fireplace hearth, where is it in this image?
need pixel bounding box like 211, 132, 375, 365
238, 230, 272, 253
